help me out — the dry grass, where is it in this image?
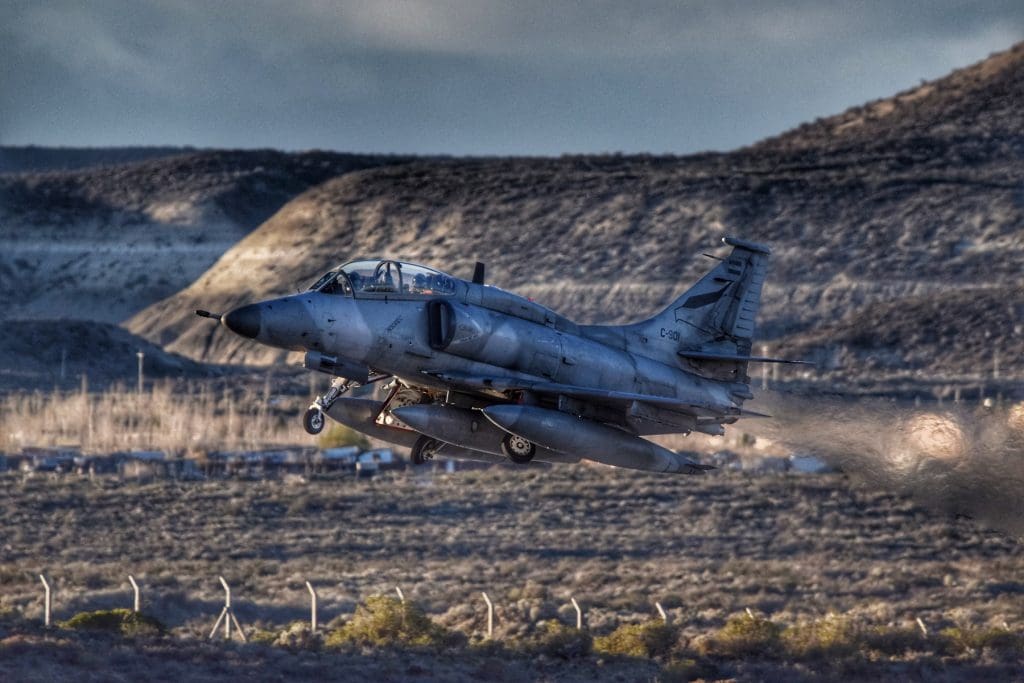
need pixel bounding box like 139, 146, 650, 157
0, 381, 312, 454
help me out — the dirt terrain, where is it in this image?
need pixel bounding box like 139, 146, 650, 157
0, 467, 1020, 680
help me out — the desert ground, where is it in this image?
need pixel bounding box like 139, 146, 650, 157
1, 464, 1022, 681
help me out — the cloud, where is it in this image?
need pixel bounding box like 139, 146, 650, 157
1, 1, 1021, 153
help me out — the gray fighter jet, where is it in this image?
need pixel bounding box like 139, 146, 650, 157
198, 237, 801, 474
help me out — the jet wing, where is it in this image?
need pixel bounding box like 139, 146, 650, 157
423, 370, 745, 417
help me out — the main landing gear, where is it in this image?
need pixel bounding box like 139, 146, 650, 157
410, 435, 443, 465
302, 377, 354, 435
501, 433, 536, 464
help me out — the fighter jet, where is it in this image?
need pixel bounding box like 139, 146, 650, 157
198, 237, 802, 474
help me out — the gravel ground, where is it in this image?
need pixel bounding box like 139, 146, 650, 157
0, 466, 1021, 680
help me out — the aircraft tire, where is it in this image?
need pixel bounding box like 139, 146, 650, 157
303, 407, 325, 435
501, 433, 536, 464
411, 435, 440, 465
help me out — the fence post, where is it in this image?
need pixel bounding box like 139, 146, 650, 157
209, 576, 247, 642
128, 575, 140, 613
481, 592, 494, 639
655, 601, 669, 624
570, 597, 583, 630
395, 586, 406, 628
306, 581, 318, 633
136, 351, 145, 395
221, 576, 232, 640
39, 575, 51, 627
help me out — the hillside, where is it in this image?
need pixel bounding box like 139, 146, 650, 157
0, 150, 412, 322
0, 145, 192, 173
129, 44, 1024, 388
754, 42, 1024, 154
0, 320, 213, 391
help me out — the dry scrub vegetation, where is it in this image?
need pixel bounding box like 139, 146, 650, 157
0, 467, 1021, 680
0, 380, 313, 454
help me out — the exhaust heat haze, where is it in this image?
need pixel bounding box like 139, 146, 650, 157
749, 392, 1024, 537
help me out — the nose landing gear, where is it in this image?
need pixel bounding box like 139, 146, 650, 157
302, 378, 354, 435
302, 406, 326, 434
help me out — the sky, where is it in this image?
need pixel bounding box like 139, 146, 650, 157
1, 1, 1022, 156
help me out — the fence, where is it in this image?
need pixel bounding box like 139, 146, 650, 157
31, 572, 672, 642
27, 571, 980, 647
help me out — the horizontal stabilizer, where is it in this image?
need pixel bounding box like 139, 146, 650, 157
679, 350, 813, 365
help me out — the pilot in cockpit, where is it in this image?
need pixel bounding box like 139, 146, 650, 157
413, 273, 430, 295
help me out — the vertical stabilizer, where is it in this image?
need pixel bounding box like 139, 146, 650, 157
666, 237, 771, 353
616, 237, 771, 377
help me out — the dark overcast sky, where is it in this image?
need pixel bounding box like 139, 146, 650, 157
2, 1, 1021, 155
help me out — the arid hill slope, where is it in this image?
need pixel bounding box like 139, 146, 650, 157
130, 46, 1024, 384
755, 42, 1024, 153
0, 145, 190, 173
0, 150, 411, 322
0, 320, 211, 391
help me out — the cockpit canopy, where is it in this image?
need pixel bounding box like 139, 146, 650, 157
309, 259, 459, 298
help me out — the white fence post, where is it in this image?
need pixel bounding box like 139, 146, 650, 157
481, 592, 494, 639
655, 601, 669, 624
39, 575, 51, 627
128, 575, 140, 613
209, 576, 247, 642
570, 597, 583, 630
306, 581, 318, 633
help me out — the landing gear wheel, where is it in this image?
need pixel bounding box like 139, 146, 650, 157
303, 407, 325, 435
501, 433, 536, 464
410, 435, 442, 465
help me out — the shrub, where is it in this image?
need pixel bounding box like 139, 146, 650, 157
594, 620, 677, 658
250, 628, 278, 645
698, 612, 782, 658
317, 423, 370, 450
60, 608, 164, 637
938, 626, 1021, 656
272, 621, 322, 651
659, 658, 717, 682
325, 595, 455, 649
862, 625, 927, 656
782, 615, 861, 659
523, 620, 592, 659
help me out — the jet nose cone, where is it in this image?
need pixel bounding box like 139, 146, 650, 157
222, 304, 261, 339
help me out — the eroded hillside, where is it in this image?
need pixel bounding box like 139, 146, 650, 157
130, 45, 1024, 386
0, 150, 411, 322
